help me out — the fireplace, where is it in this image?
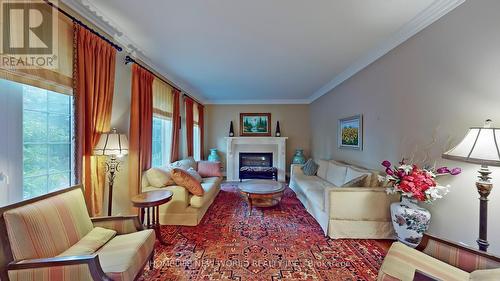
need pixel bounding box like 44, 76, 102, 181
239, 152, 277, 181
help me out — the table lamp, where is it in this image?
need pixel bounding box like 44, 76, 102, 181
94, 128, 129, 216
442, 119, 500, 251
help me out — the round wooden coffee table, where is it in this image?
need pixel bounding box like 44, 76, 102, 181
238, 179, 285, 215
131, 190, 173, 245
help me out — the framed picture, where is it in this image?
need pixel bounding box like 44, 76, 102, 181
338, 114, 363, 150
240, 113, 272, 136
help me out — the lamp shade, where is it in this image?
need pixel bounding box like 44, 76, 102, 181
93, 128, 129, 156
442, 120, 500, 166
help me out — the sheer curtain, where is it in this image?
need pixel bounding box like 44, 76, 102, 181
170, 89, 181, 162
152, 79, 174, 166
184, 97, 194, 157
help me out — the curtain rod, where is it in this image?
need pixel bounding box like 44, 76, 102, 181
126, 55, 203, 105
44, 0, 123, 51
125, 55, 182, 93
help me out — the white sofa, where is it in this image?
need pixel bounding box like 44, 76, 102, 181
141, 159, 222, 226
290, 159, 399, 239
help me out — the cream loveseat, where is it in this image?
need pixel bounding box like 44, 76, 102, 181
290, 159, 399, 239
0, 185, 155, 281
142, 158, 222, 226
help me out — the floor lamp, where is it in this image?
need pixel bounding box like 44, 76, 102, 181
442, 119, 499, 251
94, 128, 129, 216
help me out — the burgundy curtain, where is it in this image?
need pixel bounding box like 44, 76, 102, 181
74, 24, 116, 216
129, 64, 154, 207
170, 89, 181, 162
184, 97, 194, 157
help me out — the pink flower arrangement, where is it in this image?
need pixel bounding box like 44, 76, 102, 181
380, 160, 461, 203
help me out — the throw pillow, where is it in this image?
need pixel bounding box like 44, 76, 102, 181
326, 161, 348, 186
187, 167, 203, 182
341, 174, 368, 187
145, 167, 175, 187
345, 166, 371, 187
197, 161, 222, 177
301, 159, 319, 176
170, 157, 197, 171
171, 168, 204, 196
57, 227, 116, 256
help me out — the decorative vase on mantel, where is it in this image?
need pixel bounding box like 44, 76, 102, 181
390, 197, 431, 247
291, 149, 306, 164
207, 148, 221, 162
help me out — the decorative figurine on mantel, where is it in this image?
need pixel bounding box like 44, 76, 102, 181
275, 121, 281, 137
229, 121, 235, 137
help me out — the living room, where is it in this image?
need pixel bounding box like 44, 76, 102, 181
0, 0, 499, 280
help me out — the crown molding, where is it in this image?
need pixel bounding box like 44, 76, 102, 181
61, 0, 463, 105
308, 0, 465, 103
60, 0, 206, 103
204, 99, 310, 105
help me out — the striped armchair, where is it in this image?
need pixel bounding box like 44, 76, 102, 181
378, 234, 500, 281
0, 185, 155, 281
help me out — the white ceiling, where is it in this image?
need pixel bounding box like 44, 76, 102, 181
65, 0, 463, 104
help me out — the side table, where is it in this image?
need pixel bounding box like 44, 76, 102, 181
131, 190, 173, 245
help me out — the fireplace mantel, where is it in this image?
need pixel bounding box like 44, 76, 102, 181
225, 137, 288, 182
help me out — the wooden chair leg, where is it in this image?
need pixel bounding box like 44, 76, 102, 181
149, 249, 154, 270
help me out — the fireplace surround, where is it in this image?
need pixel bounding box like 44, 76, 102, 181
225, 137, 287, 181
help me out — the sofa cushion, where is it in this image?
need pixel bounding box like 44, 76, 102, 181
295, 174, 333, 190
316, 159, 329, 180
58, 227, 116, 256
145, 167, 175, 187
326, 161, 347, 186
170, 157, 197, 171
97, 229, 155, 281
4, 188, 93, 261
171, 168, 204, 196
345, 166, 371, 187
307, 187, 325, 211
197, 161, 222, 177
190, 179, 221, 208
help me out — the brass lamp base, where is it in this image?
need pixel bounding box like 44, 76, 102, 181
476, 165, 493, 252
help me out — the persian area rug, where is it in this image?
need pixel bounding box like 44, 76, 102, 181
139, 183, 390, 281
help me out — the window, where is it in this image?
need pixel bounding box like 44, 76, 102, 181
152, 116, 172, 167
0, 79, 74, 204
193, 124, 200, 161
23, 85, 74, 199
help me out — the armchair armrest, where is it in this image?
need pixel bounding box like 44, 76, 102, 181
326, 187, 399, 221
417, 233, 500, 272
91, 215, 143, 234
8, 254, 111, 281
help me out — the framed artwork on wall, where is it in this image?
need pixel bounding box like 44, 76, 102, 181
240, 113, 272, 136
338, 114, 363, 150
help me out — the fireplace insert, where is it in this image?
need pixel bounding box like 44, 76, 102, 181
239, 152, 277, 181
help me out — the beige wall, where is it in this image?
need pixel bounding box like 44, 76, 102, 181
310, 0, 500, 254
205, 104, 311, 174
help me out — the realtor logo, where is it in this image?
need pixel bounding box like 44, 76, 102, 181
0, 0, 58, 69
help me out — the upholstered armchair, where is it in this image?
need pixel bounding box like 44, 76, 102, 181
0, 185, 155, 281
378, 234, 500, 280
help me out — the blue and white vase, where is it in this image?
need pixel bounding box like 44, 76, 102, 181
291, 149, 306, 164
390, 197, 431, 248
207, 148, 221, 162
